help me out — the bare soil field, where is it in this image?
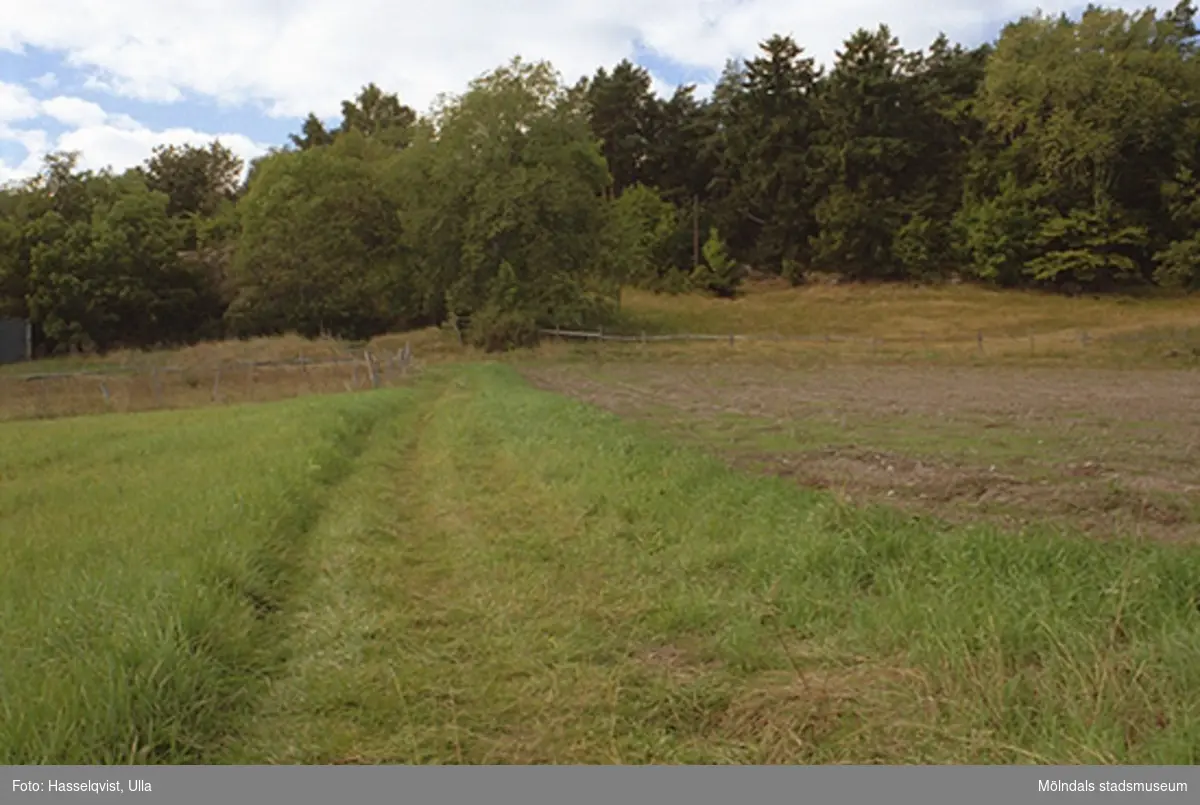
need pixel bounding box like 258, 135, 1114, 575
520, 361, 1200, 543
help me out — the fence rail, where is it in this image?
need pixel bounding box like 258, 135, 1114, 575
10, 357, 364, 382
0, 342, 417, 422
537, 326, 1200, 350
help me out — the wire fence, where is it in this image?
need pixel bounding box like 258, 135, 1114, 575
4, 317, 1197, 422
535, 325, 1200, 354
442, 314, 1196, 352
0, 343, 416, 422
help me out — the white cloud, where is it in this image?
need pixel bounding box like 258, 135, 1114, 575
31, 72, 57, 90
0, 0, 1155, 184
0, 81, 39, 124
57, 124, 266, 176
40, 95, 108, 128
82, 71, 182, 104
0, 0, 1153, 123
0, 89, 268, 183
650, 74, 677, 100
0, 125, 47, 184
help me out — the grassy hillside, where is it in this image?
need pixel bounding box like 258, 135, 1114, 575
617, 282, 1200, 341
3, 283, 1196, 406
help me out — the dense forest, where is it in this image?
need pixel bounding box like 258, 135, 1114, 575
2, 3, 1199, 354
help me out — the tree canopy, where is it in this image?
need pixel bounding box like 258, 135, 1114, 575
3, 2, 1198, 355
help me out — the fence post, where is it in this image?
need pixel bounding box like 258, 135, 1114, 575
364, 350, 379, 389
728, 333, 735, 347
100, 381, 111, 408
212, 363, 222, 403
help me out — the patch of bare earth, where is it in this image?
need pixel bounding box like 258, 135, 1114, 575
521, 363, 1200, 542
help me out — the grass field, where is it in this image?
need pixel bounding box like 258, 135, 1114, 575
617, 282, 1200, 342
4, 280, 1199, 386
604, 282, 1200, 371
520, 361, 1200, 544
0, 390, 414, 763
4, 363, 1200, 764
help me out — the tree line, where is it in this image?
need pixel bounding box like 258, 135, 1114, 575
2, 2, 1198, 354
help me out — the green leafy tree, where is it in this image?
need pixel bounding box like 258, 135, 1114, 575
142, 141, 244, 220
735, 35, 825, 275
810, 26, 921, 280
604, 183, 682, 289
226, 131, 420, 339
964, 4, 1200, 290
955, 174, 1052, 286
642, 85, 715, 207
288, 114, 335, 150
1153, 167, 1200, 289
288, 83, 418, 151
400, 57, 621, 349
897, 36, 991, 277
584, 61, 658, 196
692, 227, 742, 297
16, 158, 208, 352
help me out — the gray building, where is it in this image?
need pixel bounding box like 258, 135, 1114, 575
0, 318, 31, 365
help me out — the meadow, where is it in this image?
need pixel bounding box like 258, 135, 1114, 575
2, 283, 1200, 764
0, 390, 413, 763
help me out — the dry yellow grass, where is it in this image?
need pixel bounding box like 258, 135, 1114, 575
0, 327, 467, 376
618, 282, 1200, 343
3, 283, 1195, 423
526, 328, 1199, 371
0, 330, 455, 422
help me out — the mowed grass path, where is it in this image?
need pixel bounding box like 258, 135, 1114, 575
5, 364, 1200, 763
229, 365, 1200, 764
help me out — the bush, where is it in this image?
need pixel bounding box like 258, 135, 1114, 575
691, 227, 744, 298
467, 306, 541, 353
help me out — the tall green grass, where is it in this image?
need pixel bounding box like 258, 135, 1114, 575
227, 364, 1200, 764
0, 390, 414, 763
5, 363, 1199, 764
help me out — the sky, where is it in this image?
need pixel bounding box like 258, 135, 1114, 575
0, 0, 1125, 184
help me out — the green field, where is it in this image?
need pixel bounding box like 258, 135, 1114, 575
0, 390, 412, 763
3, 362, 1200, 764
2, 362, 1200, 763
